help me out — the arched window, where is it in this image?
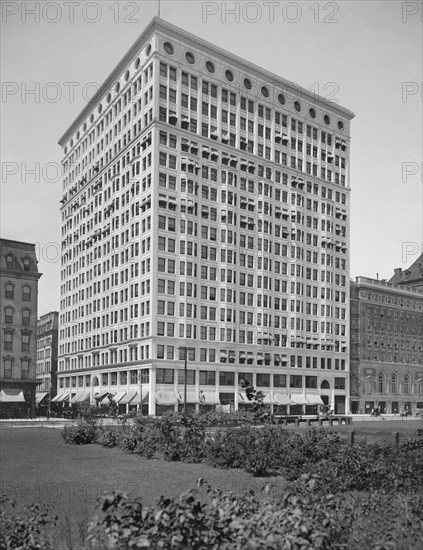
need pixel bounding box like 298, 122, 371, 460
417, 379, 423, 395
92, 376, 100, 387
5, 283, 14, 299
320, 380, 330, 390
22, 309, 30, 326
403, 375, 410, 394
391, 373, 398, 394
22, 285, 31, 302
378, 372, 385, 393
4, 307, 13, 324
23, 258, 30, 271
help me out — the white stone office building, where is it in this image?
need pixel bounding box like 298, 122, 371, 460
57, 18, 354, 415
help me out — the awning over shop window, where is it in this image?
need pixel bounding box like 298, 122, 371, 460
306, 394, 324, 405
119, 390, 138, 405
155, 390, 178, 405
99, 393, 115, 405
35, 392, 48, 404
290, 394, 309, 405
56, 393, 71, 403
238, 391, 253, 404
75, 393, 90, 403
94, 391, 109, 401
261, 392, 273, 404
177, 390, 199, 404
112, 391, 127, 403
273, 393, 292, 405
70, 392, 84, 404
130, 389, 149, 405
51, 393, 65, 403
0, 389, 26, 403
199, 389, 220, 405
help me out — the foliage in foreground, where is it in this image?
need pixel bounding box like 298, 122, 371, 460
87, 476, 423, 550
0, 498, 57, 550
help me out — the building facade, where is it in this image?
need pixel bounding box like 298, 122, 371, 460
0, 239, 42, 418
57, 18, 354, 415
350, 277, 423, 414
36, 311, 59, 411
389, 253, 423, 291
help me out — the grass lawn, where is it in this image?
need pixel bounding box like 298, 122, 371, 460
0, 427, 280, 549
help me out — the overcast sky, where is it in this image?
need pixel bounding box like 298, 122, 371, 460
1, 0, 422, 316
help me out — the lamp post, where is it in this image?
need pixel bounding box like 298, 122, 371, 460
138, 370, 143, 416
178, 346, 195, 415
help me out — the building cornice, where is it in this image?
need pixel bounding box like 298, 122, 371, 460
58, 16, 355, 147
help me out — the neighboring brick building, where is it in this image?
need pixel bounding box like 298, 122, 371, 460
0, 239, 42, 418
36, 311, 59, 412
350, 277, 423, 414
389, 253, 423, 291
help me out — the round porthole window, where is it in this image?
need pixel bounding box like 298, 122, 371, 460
163, 42, 174, 55
98, 104, 102, 114
185, 51, 195, 65
206, 61, 215, 73
225, 69, 234, 82
115, 82, 120, 94
90, 114, 94, 123
338, 120, 344, 131
278, 93, 285, 106
125, 70, 130, 82
324, 114, 330, 125
261, 86, 269, 98
294, 100, 301, 112
135, 57, 141, 70
244, 78, 252, 90
309, 108, 316, 119
107, 92, 111, 103
146, 44, 152, 57
83, 123, 87, 132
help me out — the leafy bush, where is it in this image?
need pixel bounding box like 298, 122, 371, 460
0, 498, 57, 550
97, 429, 121, 448
62, 421, 101, 445
87, 476, 337, 550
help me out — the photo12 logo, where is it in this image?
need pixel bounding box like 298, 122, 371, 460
202, 1, 340, 24
2, 1, 141, 24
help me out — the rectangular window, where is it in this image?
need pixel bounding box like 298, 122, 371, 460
219, 371, 235, 386
156, 368, 174, 384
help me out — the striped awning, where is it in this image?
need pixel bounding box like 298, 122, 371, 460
130, 389, 149, 405
53, 393, 71, 403
119, 390, 138, 405
51, 393, 65, 403
36, 392, 49, 404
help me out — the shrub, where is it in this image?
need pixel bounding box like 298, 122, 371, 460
87, 477, 337, 550
0, 498, 57, 550
97, 429, 121, 448
62, 421, 101, 445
